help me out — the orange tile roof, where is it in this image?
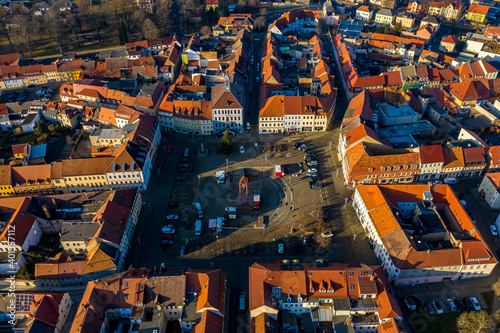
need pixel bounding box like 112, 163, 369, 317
485, 173, 500, 189
419, 145, 444, 164
489, 146, 500, 166
442, 36, 457, 45
468, 3, 488, 14
463, 147, 486, 163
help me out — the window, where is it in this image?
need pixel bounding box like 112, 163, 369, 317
350, 285, 354, 290
349, 272, 353, 277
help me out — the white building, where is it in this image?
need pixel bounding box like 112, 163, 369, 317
211, 76, 245, 133
478, 173, 500, 209
356, 6, 374, 21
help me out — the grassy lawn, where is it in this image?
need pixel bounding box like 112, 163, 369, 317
481, 290, 495, 314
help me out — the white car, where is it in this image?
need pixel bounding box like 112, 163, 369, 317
240, 146, 245, 154
307, 168, 317, 173
432, 180, 442, 184
470, 297, 481, 310
321, 231, 334, 238
447, 299, 457, 312
166, 215, 179, 220
278, 243, 284, 254
490, 225, 498, 236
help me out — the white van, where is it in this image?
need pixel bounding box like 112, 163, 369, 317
246, 122, 250, 130
443, 177, 458, 184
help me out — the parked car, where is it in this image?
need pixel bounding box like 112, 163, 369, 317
490, 225, 498, 236
307, 171, 318, 177
161, 234, 174, 239
278, 243, 284, 254
405, 297, 417, 310
161, 240, 174, 245
177, 167, 188, 172
464, 297, 474, 311
455, 299, 467, 311
240, 146, 245, 153
447, 299, 457, 312
162, 226, 175, 234
298, 144, 307, 150
166, 215, 179, 220
167, 145, 172, 153
310, 182, 323, 189
180, 247, 185, 256
293, 142, 301, 149
425, 302, 435, 315
432, 180, 443, 184
433, 301, 443, 314
470, 297, 481, 310
321, 231, 334, 238
175, 176, 187, 181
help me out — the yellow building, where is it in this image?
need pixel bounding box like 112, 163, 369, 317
466, 4, 488, 23
51, 158, 113, 194
205, 0, 219, 9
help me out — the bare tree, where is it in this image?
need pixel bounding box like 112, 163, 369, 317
255, 16, 266, 30
44, 9, 66, 54
30, 8, 48, 50
10, 15, 34, 57
142, 18, 159, 39
201, 25, 212, 37
259, 8, 267, 16
179, 0, 196, 27
154, 0, 173, 34
132, 9, 146, 31
456, 310, 494, 333
0, 7, 15, 52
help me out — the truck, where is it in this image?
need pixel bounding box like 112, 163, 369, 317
275, 165, 284, 177
217, 217, 223, 233
194, 202, 204, 218
216, 170, 225, 184
239, 295, 246, 312
225, 207, 236, 219
254, 194, 260, 209
195, 219, 202, 236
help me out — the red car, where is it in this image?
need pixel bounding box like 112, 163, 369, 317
161, 234, 174, 239
166, 145, 172, 153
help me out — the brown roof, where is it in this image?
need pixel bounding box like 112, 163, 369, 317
419, 145, 444, 164
11, 165, 51, 184
51, 157, 114, 178
442, 147, 465, 169
0, 165, 11, 188
463, 147, 486, 163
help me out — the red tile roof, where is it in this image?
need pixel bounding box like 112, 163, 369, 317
419, 145, 444, 164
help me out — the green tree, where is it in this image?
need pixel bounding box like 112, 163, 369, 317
117, 19, 129, 44
15, 265, 34, 280
456, 310, 494, 333
221, 130, 234, 154
383, 27, 389, 34
393, 22, 402, 36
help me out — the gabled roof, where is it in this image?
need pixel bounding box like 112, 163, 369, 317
468, 3, 488, 15
449, 80, 490, 101
463, 147, 486, 163
419, 145, 444, 164
441, 36, 457, 44
442, 147, 464, 169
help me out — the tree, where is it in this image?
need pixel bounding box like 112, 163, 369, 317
118, 19, 129, 44
255, 16, 266, 31
217, 1, 229, 17
221, 130, 234, 154
383, 27, 389, 34
0, 7, 15, 52
393, 22, 403, 36
154, 0, 173, 33
142, 19, 159, 39
132, 9, 146, 31
179, 0, 196, 27
44, 9, 67, 54
456, 310, 494, 333
201, 25, 212, 37
10, 14, 35, 57
259, 8, 268, 16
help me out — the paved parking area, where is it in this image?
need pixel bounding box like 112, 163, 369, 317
0, 82, 63, 105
